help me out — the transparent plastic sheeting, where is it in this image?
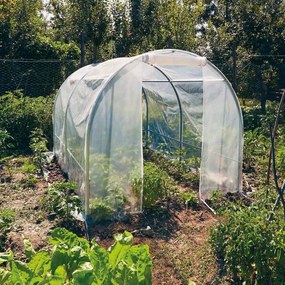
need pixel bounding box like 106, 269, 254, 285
200, 63, 242, 199
53, 49, 243, 218
54, 58, 143, 218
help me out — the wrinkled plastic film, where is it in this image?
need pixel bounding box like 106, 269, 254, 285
200, 64, 242, 200
88, 60, 143, 217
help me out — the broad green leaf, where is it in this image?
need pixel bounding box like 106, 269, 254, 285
24, 238, 36, 260
72, 262, 94, 285
0, 267, 11, 284
113, 231, 133, 245
112, 260, 138, 285
108, 232, 133, 268
27, 276, 45, 285
28, 251, 51, 276
48, 265, 67, 285
0, 251, 13, 265
124, 245, 152, 285
50, 250, 69, 274
10, 260, 32, 285
89, 241, 109, 283
49, 228, 89, 252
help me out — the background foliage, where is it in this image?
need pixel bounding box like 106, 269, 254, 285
1, 1, 284, 106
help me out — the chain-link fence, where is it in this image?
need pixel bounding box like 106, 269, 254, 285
0, 59, 80, 97
1, 56, 284, 100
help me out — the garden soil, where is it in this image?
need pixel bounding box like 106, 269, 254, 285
0, 156, 231, 285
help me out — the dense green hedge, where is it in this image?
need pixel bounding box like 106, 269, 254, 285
0, 90, 54, 152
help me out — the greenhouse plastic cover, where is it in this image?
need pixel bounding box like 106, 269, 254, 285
53, 49, 243, 218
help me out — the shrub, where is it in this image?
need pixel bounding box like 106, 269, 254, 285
0, 129, 14, 159
0, 90, 54, 152
242, 101, 283, 131
0, 228, 152, 285
210, 202, 285, 284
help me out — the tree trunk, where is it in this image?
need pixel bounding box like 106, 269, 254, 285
93, 38, 98, 64
80, 31, 85, 67
261, 82, 267, 114
257, 68, 266, 113
232, 42, 238, 92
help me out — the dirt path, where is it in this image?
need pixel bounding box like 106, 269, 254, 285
0, 157, 57, 259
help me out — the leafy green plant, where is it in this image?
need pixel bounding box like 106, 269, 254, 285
20, 161, 38, 174
133, 161, 175, 209
29, 128, 48, 176
0, 90, 53, 152
0, 228, 152, 285
89, 186, 128, 222
143, 147, 200, 187
208, 190, 229, 214
180, 192, 199, 210
210, 201, 285, 284
0, 210, 15, 251
19, 174, 37, 189
89, 198, 115, 222
43, 182, 81, 222
242, 101, 282, 131
0, 129, 14, 159
243, 128, 269, 171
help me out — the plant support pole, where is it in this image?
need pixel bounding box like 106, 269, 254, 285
268, 125, 285, 221
266, 90, 285, 185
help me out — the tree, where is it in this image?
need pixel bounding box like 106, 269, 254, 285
49, 0, 112, 63
0, 0, 17, 57
203, 0, 285, 111
127, 0, 205, 55
110, 1, 131, 57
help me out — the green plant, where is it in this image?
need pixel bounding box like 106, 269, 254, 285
0, 228, 152, 285
243, 128, 269, 170
1, 159, 13, 179
20, 161, 38, 174
0, 91, 54, 152
0, 209, 15, 251
182, 171, 200, 189
19, 174, 37, 189
133, 162, 175, 209
180, 192, 199, 210
29, 128, 48, 176
143, 147, 200, 187
43, 182, 81, 222
89, 198, 115, 222
210, 201, 285, 284
208, 189, 230, 214
89, 186, 128, 222
0, 129, 14, 159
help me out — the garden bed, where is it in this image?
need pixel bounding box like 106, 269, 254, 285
0, 155, 230, 284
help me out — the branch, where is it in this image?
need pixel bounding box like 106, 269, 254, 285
266, 90, 285, 185
270, 125, 285, 221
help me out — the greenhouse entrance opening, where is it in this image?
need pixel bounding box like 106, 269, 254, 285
53, 49, 243, 221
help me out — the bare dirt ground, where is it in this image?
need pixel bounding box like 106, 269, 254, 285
0, 156, 231, 285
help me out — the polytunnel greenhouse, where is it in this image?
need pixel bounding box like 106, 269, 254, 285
53, 49, 243, 220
